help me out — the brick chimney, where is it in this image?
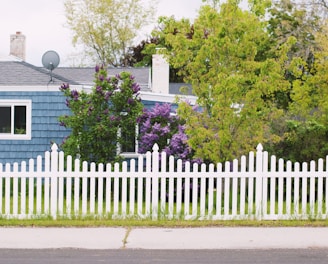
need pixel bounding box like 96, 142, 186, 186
152, 53, 169, 94
10, 31, 26, 61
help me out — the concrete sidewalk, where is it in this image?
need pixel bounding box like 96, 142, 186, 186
1, 227, 328, 249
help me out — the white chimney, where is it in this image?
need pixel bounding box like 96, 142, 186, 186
152, 53, 169, 94
10, 31, 26, 61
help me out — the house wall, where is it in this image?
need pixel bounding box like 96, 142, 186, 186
0, 91, 70, 166
0, 91, 193, 166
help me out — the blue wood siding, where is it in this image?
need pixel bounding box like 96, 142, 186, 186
0, 93, 178, 166
0, 91, 70, 165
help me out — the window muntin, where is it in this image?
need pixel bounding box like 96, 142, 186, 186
0, 100, 31, 140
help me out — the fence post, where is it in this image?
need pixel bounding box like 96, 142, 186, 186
50, 143, 59, 219
152, 143, 159, 220
255, 143, 263, 220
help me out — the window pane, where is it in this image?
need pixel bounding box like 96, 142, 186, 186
0, 107, 11, 133
14, 106, 27, 134
121, 126, 136, 153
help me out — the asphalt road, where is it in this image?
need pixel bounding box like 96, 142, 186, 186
0, 249, 327, 264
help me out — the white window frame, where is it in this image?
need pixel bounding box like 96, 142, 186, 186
0, 99, 32, 140
117, 124, 140, 158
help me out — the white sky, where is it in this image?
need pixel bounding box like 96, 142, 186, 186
0, 0, 203, 66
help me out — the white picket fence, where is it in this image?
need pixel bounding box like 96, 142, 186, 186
1, 143, 328, 220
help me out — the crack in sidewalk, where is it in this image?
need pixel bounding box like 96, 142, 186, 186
121, 227, 132, 249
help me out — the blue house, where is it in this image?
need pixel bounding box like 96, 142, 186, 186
0, 32, 196, 165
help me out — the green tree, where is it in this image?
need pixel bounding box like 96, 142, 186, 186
162, 1, 291, 162
64, 0, 156, 66
58, 66, 143, 164
271, 22, 328, 162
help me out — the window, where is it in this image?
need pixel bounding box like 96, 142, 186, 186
117, 124, 139, 158
0, 100, 32, 140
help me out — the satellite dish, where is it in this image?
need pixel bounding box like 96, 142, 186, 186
42, 50, 60, 70
42, 50, 60, 82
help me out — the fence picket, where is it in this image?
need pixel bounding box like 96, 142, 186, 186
310, 161, 316, 216
66, 155, 72, 216
152, 144, 159, 220
286, 161, 292, 216
58, 151, 65, 216
105, 163, 112, 214
262, 152, 268, 217
121, 162, 128, 217
145, 152, 151, 217
240, 156, 246, 216
176, 159, 183, 218
302, 162, 308, 216
184, 161, 190, 217
200, 164, 206, 218
192, 163, 198, 218
224, 161, 230, 217
318, 159, 323, 216
13, 163, 18, 215
82, 161, 88, 216
255, 144, 263, 219
216, 162, 222, 218
74, 159, 80, 215
137, 156, 143, 216
20, 161, 26, 215
278, 159, 284, 217
5, 164, 10, 215
113, 163, 120, 216
44, 151, 50, 215
129, 160, 135, 216
36, 156, 42, 215
98, 163, 104, 215
208, 163, 214, 217
232, 159, 238, 216
294, 162, 300, 216
269, 155, 276, 216
248, 151, 254, 215
168, 156, 175, 219
90, 162, 96, 214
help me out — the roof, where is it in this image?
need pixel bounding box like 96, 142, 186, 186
53, 67, 151, 91
0, 60, 193, 95
0, 61, 77, 86
0, 60, 151, 90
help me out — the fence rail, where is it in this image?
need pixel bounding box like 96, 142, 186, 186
1, 143, 328, 220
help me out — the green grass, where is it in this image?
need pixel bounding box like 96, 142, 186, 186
0, 215, 328, 227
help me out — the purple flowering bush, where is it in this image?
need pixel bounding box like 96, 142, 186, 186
137, 103, 198, 163
59, 65, 143, 164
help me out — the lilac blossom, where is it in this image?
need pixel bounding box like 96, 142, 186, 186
59, 121, 66, 127
131, 83, 140, 93
98, 75, 105, 82
138, 103, 197, 163
127, 98, 134, 105
60, 83, 69, 90
70, 90, 79, 101
104, 91, 113, 100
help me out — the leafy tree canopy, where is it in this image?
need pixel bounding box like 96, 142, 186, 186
64, 0, 156, 66
159, 0, 292, 162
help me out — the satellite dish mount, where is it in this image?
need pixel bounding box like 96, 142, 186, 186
42, 50, 60, 83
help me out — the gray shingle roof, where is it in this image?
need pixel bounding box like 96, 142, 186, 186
0, 60, 193, 95
0, 61, 77, 86
0, 61, 151, 91
53, 67, 150, 89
